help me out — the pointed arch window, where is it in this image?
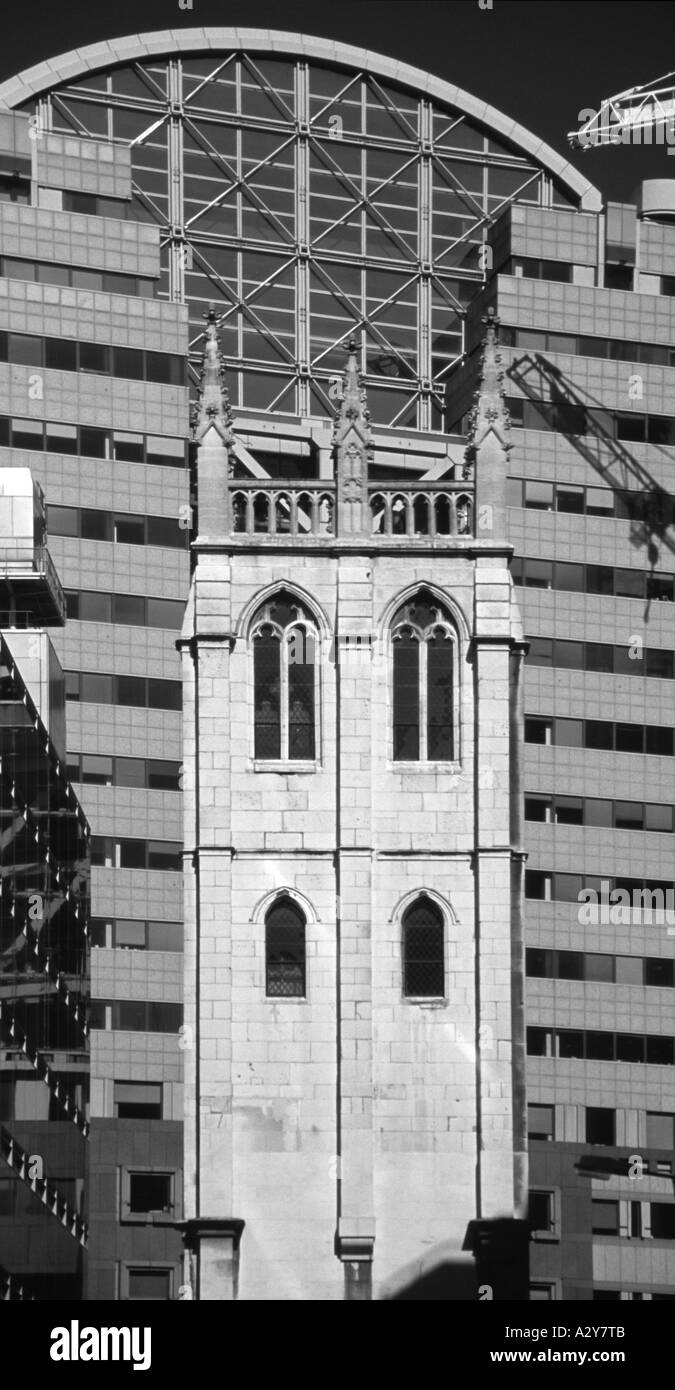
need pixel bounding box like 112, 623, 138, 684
402, 896, 445, 998
265, 896, 306, 997
252, 592, 317, 761
391, 592, 455, 761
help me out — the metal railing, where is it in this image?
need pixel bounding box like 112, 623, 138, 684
0, 543, 66, 617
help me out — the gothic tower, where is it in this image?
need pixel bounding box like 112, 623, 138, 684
179, 312, 527, 1300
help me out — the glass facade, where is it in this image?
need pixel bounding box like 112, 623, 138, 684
0, 634, 90, 1299
24, 49, 578, 431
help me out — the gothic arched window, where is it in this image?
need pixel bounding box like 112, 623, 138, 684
265, 896, 306, 997
402, 896, 445, 998
391, 591, 455, 762
252, 592, 317, 761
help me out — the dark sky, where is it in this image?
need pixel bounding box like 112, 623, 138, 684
3, 0, 675, 203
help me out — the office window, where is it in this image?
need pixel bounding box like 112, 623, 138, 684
530, 1283, 556, 1300
80, 755, 113, 786
113, 594, 145, 626
147, 760, 180, 791
591, 1201, 620, 1235
127, 1172, 173, 1216
119, 840, 147, 869
145, 435, 186, 467
525, 796, 549, 822
80, 673, 114, 704
45, 338, 78, 371
12, 417, 44, 450
252, 591, 317, 761
265, 897, 306, 998
115, 920, 147, 949
117, 675, 147, 707
146, 598, 185, 630
48, 504, 78, 536
555, 718, 583, 747
148, 678, 181, 710
524, 716, 552, 744
125, 1268, 172, 1300
585, 953, 614, 983
616, 722, 643, 753
9, 332, 42, 366
391, 592, 455, 762
114, 516, 145, 545
558, 1030, 585, 1059
529, 1190, 557, 1237
147, 841, 182, 871
646, 1113, 675, 1149
526, 947, 553, 977
586, 1031, 614, 1060
79, 592, 112, 623
586, 1107, 616, 1146
524, 480, 553, 510
527, 638, 553, 666
645, 958, 674, 987
525, 870, 549, 900
147, 516, 185, 548
527, 1104, 555, 1141
557, 950, 583, 979
147, 921, 183, 952
80, 425, 109, 458
402, 896, 445, 998
651, 1204, 675, 1239
80, 509, 112, 541
114, 1083, 163, 1120
113, 346, 144, 380
526, 1028, 551, 1056
113, 430, 145, 462
615, 956, 643, 985
79, 342, 110, 375
616, 1034, 645, 1063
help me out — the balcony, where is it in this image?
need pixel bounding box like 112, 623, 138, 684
0, 543, 66, 626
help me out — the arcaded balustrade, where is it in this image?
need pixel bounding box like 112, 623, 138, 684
230, 486, 335, 536
369, 488, 473, 537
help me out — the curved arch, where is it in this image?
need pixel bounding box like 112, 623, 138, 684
389, 886, 457, 926
236, 581, 330, 642
250, 885, 319, 925
378, 582, 470, 645
0, 29, 600, 211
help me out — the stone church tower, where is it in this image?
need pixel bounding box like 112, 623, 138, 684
179, 308, 528, 1301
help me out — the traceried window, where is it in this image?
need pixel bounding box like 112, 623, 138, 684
265, 897, 306, 998
391, 592, 455, 761
402, 896, 445, 998
252, 592, 317, 761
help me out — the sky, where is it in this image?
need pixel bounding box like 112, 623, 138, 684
2, 0, 674, 203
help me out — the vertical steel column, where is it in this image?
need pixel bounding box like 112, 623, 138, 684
296, 61, 311, 419
418, 100, 433, 432
168, 59, 186, 304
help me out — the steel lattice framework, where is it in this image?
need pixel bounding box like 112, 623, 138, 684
3, 32, 599, 430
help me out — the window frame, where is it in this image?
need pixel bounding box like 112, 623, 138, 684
251, 595, 321, 769
120, 1166, 178, 1225
401, 895, 446, 1002
390, 594, 459, 766
528, 1188, 560, 1242
119, 1263, 176, 1301
264, 895, 308, 1000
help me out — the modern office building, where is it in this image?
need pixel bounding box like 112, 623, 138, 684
0, 28, 673, 1299
0, 467, 89, 1300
